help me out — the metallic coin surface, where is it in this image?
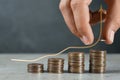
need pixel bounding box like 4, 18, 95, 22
68, 52, 84, 73
48, 58, 64, 62
27, 63, 44, 73
47, 58, 64, 73
89, 50, 106, 73
68, 52, 84, 57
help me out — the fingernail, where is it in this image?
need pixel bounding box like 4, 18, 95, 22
109, 30, 115, 43
80, 36, 90, 45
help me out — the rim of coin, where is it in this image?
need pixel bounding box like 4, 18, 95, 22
90, 50, 107, 53
68, 52, 84, 56
28, 63, 44, 68
48, 58, 64, 62
48, 62, 64, 65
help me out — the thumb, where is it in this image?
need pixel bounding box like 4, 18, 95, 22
103, 18, 120, 44
103, 0, 120, 44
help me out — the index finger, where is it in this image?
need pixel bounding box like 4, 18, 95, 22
70, 0, 94, 45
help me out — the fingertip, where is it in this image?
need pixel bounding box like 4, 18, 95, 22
80, 34, 94, 45
79, 25, 94, 45
104, 40, 113, 45
105, 30, 115, 44
102, 16, 120, 45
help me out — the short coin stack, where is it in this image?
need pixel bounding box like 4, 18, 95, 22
68, 52, 84, 73
27, 63, 44, 73
47, 58, 64, 73
89, 50, 106, 73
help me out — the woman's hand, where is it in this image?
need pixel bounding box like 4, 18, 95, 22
103, 0, 120, 44
59, 0, 93, 45
59, 0, 120, 45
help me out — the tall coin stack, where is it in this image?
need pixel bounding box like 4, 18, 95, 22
27, 63, 44, 73
89, 50, 106, 73
68, 52, 84, 73
47, 58, 64, 73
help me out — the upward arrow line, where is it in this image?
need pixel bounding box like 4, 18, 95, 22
98, 4, 103, 42
99, 4, 103, 29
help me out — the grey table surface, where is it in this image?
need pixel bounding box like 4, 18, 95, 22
0, 53, 120, 80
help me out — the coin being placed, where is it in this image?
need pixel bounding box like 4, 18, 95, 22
90, 9, 106, 25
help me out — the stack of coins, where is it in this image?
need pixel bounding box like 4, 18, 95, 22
89, 50, 106, 73
27, 63, 44, 73
47, 58, 64, 73
68, 52, 84, 73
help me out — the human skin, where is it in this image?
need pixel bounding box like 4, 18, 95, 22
59, 0, 120, 45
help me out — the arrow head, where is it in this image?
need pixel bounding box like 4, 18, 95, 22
99, 4, 103, 13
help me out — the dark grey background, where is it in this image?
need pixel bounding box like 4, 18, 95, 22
0, 0, 119, 53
